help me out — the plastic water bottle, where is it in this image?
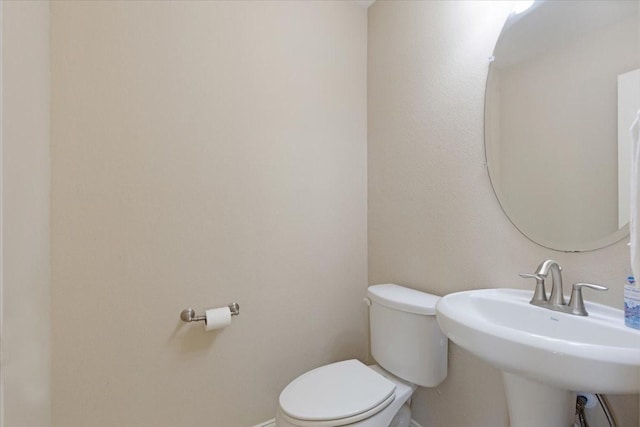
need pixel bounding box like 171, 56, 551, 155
624, 269, 640, 329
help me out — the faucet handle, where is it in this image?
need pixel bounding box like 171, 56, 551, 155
567, 283, 608, 316
519, 273, 548, 305
572, 283, 608, 291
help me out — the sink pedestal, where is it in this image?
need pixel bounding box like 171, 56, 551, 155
503, 372, 576, 427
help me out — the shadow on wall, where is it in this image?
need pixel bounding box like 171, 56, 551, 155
169, 320, 220, 355
329, 330, 369, 364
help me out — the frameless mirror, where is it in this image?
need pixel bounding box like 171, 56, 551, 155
485, 0, 640, 252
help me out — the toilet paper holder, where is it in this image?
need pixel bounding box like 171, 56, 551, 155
180, 303, 240, 323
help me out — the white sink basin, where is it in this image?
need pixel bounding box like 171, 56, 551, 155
436, 288, 640, 427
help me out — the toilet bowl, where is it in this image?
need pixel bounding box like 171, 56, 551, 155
275, 284, 448, 427
276, 361, 415, 427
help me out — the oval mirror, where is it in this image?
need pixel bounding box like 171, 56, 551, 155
485, 0, 640, 252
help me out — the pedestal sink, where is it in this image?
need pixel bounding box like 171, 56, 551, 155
435, 288, 640, 427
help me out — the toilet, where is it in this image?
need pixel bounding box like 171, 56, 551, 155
276, 284, 448, 427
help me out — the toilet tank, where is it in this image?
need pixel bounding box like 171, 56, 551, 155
367, 284, 447, 388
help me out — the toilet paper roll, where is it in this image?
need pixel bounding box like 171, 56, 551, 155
204, 307, 232, 331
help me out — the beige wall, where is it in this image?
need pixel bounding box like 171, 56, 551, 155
368, 1, 637, 426
50, 2, 367, 426
1, 1, 51, 426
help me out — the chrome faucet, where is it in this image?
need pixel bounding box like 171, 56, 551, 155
520, 260, 608, 316
535, 259, 565, 306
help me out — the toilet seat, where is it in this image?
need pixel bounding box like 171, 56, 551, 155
279, 359, 397, 427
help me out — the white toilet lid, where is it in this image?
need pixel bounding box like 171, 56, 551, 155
279, 359, 396, 423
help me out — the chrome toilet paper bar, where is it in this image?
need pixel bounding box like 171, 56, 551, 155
180, 303, 240, 322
